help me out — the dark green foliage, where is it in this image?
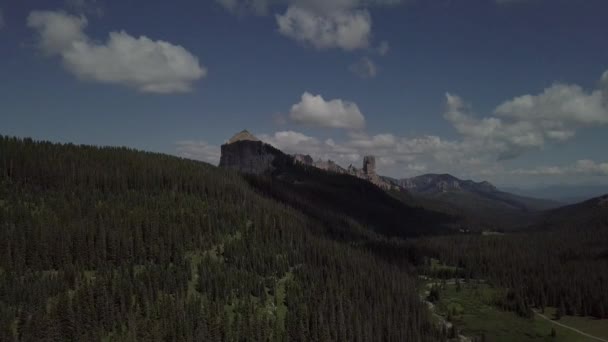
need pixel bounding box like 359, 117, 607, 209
428, 286, 440, 303
246, 158, 453, 239
415, 225, 608, 319
0, 136, 444, 341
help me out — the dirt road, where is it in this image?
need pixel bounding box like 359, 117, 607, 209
533, 310, 608, 342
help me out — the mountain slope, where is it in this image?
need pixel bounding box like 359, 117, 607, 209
533, 194, 608, 231
504, 184, 608, 204
385, 173, 561, 230
0, 135, 443, 341
238, 144, 456, 238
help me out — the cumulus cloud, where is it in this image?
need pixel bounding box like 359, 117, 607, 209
245, 69, 608, 183
348, 132, 396, 148
259, 130, 323, 154
276, 5, 371, 50
349, 56, 377, 78
288, 92, 366, 129
494, 84, 608, 124
28, 11, 88, 54
443, 70, 608, 160
27, 10, 206, 93
217, 0, 399, 51
260, 130, 362, 164
259, 69, 608, 179
512, 160, 608, 176
175, 140, 221, 165
258, 128, 467, 177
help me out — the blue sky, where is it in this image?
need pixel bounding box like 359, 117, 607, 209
1, 0, 607, 187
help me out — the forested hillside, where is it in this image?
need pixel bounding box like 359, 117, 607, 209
415, 220, 608, 319
246, 154, 454, 240
0, 136, 443, 341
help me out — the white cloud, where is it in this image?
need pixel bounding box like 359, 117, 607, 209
230, 70, 608, 184
259, 130, 323, 154
28, 10, 206, 93
258, 129, 468, 178
443, 70, 608, 160
513, 160, 608, 176
218, 1, 399, 51
494, 83, 607, 124
349, 56, 377, 78
27, 11, 88, 54
288, 92, 366, 129
261, 130, 363, 164
348, 133, 396, 148
175, 140, 221, 165
276, 5, 371, 50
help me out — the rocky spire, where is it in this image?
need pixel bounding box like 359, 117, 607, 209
363, 156, 376, 176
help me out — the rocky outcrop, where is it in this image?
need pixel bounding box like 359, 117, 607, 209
314, 159, 347, 174
219, 130, 396, 190
343, 155, 395, 190
219, 130, 278, 174
294, 154, 313, 166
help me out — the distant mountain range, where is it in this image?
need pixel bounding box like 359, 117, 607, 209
383, 174, 562, 230
533, 194, 608, 231
502, 184, 608, 204
219, 130, 456, 237
218, 130, 604, 232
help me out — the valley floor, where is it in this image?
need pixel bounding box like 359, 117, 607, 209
420, 277, 608, 342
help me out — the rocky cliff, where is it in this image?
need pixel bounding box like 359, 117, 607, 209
219, 130, 280, 174
219, 131, 395, 190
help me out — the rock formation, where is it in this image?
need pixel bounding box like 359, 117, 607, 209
219, 130, 396, 190
343, 156, 394, 190
314, 159, 347, 174
363, 156, 376, 176
219, 130, 278, 174
294, 154, 313, 166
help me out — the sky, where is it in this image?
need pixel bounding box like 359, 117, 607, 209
1, 0, 607, 188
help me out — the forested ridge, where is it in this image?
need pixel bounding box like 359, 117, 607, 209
416, 223, 608, 319
0, 136, 444, 341
2, 134, 606, 341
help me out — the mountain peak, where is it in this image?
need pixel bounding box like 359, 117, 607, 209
227, 130, 260, 144
220, 130, 279, 174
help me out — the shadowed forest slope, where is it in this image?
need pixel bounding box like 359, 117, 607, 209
0, 136, 444, 341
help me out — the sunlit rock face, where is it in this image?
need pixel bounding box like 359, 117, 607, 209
219, 130, 277, 174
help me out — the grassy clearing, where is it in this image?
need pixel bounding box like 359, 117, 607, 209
542, 307, 608, 340
429, 280, 600, 342
429, 258, 461, 273
274, 270, 293, 331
